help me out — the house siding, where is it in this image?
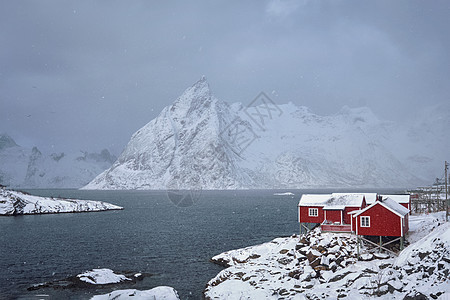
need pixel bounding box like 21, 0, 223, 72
344, 207, 360, 224
299, 206, 324, 224
324, 210, 341, 223
357, 204, 403, 237
400, 203, 410, 211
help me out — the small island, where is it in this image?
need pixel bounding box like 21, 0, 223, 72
0, 186, 122, 216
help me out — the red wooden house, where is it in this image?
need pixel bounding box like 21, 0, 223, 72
298, 193, 372, 232
352, 197, 410, 237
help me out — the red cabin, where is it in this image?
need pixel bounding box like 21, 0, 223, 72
298, 193, 372, 232
352, 197, 410, 237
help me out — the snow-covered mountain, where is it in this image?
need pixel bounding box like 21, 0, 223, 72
84, 76, 252, 190
84, 77, 448, 190
0, 134, 116, 188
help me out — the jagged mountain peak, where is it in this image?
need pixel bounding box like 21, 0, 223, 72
84, 78, 252, 190
0, 133, 18, 150
31, 146, 42, 156
170, 76, 213, 115
0, 134, 117, 188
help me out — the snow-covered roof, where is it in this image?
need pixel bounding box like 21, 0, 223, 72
299, 193, 365, 208
353, 197, 410, 218
361, 193, 378, 203
380, 194, 410, 204
381, 197, 410, 216
298, 194, 332, 206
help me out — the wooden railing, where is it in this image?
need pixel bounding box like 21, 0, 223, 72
321, 224, 352, 232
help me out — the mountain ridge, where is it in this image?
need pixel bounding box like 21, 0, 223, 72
83, 78, 447, 190
0, 133, 117, 188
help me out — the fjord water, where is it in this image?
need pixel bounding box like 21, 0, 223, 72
0, 189, 304, 299
0, 189, 394, 299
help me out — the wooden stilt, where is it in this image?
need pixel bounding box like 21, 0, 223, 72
357, 235, 360, 259
300, 223, 311, 235
360, 236, 399, 256
382, 237, 402, 248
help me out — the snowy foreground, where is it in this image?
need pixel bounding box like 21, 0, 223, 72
0, 187, 122, 215
205, 212, 449, 299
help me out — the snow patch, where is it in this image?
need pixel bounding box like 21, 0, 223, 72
90, 286, 179, 300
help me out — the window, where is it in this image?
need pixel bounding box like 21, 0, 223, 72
361, 216, 370, 227
309, 208, 318, 217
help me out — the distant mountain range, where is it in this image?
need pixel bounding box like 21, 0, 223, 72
83, 77, 449, 190
0, 134, 116, 188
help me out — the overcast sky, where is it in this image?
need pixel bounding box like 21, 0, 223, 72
1, 0, 449, 155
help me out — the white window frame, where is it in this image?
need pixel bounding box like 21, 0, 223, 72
361, 216, 370, 227
309, 208, 318, 217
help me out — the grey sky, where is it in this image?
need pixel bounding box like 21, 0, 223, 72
1, 0, 449, 155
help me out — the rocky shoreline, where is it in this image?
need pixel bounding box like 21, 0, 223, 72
205, 212, 449, 299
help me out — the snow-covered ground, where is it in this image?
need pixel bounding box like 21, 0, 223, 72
205, 212, 449, 299
0, 187, 122, 215
91, 286, 180, 300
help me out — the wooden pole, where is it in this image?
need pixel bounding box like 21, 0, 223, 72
445, 161, 448, 222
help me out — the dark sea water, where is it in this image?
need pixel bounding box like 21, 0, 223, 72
0, 188, 392, 299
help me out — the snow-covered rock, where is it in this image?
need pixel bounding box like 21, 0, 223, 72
0, 133, 116, 188
84, 77, 448, 190
28, 269, 149, 291
204, 212, 449, 299
77, 269, 131, 285
91, 286, 179, 300
0, 187, 122, 215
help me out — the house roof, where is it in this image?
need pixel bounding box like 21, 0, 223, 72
299, 193, 365, 208
353, 197, 410, 218
298, 194, 331, 207
361, 193, 378, 203
379, 194, 410, 204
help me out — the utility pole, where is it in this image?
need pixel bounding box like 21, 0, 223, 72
445, 161, 448, 222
